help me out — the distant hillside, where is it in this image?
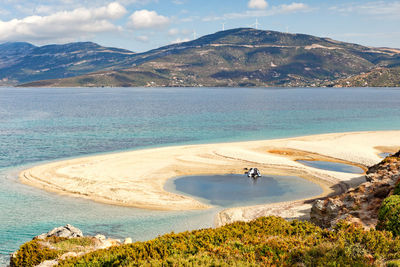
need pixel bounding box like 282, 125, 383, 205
0, 42, 136, 85
6, 28, 400, 87
0, 42, 36, 69
11, 216, 400, 266
329, 66, 400, 87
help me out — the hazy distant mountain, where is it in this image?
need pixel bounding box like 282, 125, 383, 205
4, 28, 400, 87
0, 42, 136, 85
0, 42, 36, 69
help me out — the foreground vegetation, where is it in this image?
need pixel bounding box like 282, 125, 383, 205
10, 237, 97, 266
12, 216, 400, 266
59, 216, 400, 266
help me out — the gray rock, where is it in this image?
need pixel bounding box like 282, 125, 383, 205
326, 200, 340, 213
35, 224, 83, 240
313, 199, 325, 211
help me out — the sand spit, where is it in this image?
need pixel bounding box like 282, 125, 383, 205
20, 131, 400, 216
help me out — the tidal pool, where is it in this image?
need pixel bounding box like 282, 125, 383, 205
379, 152, 392, 158
297, 160, 364, 174
165, 174, 323, 207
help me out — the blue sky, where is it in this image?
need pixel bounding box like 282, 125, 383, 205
0, 0, 399, 52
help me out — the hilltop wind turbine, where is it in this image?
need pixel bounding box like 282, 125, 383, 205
222, 22, 226, 31
250, 18, 261, 30
193, 30, 197, 40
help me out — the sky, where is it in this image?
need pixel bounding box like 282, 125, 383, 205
0, 0, 399, 52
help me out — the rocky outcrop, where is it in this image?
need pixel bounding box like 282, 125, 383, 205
311, 151, 400, 228
35, 224, 83, 240
10, 224, 132, 267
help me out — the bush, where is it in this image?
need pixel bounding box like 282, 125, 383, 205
377, 195, 400, 236
10, 240, 59, 267
393, 183, 400, 196
58, 216, 400, 266
12, 216, 400, 266
10, 236, 97, 267
387, 259, 400, 267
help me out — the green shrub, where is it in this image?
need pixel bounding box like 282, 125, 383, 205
52, 237, 96, 253
10, 236, 97, 267
10, 239, 59, 267
393, 183, 400, 196
58, 216, 400, 266
377, 195, 400, 236
387, 259, 400, 267
12, 216, 400, 266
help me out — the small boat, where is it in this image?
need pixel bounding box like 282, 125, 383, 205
246, 168, 261, 178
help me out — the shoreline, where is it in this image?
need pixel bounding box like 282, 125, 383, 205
20, 131, 400, 214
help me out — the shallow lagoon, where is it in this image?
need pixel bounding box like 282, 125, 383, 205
297, 160, 364, 174
379, 152, 392, 158
166, 174, 323, 207
1, 87, 400, 264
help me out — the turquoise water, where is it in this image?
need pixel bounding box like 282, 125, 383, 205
1, 87, 400, 264
297, 160, 364, 174
166, 174, 323, 207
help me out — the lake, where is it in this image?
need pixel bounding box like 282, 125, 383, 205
1, 87, 400, 264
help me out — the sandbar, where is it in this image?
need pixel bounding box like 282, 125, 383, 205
20, 131, 400, 214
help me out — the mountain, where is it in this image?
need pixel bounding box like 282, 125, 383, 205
0, 42, 36, 72
0, 42, 136, 85
4, 28, 400, 87
328, 66, 400, 87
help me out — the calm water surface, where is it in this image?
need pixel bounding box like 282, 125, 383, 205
166, 174, 323, 207
297, 160, 364, 174
379, 152, 392, 158
1, 87, 400, 264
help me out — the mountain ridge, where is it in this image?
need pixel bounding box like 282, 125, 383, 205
0, 42, 136, 85
2, 28, 400, 87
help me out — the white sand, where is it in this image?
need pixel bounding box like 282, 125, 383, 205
20, 131, 399, 217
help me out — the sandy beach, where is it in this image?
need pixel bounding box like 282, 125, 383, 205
20, 131, 399, 217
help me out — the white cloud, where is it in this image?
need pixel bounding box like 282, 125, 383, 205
128, 9, 170, 29
203, 2, 310, 21
34, 5, 55, 15
331, 1, 400, 18
248, 0, 268, 10
0, 2, 127, 43
135, 35, 150, 42
94, 2, 127, 19
279, 3, 308, 13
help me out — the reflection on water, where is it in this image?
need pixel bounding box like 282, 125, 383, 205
166, 174, 323, 207
297, 160, 364, 174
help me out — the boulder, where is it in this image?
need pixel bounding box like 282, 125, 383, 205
35, 224, 83, 240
